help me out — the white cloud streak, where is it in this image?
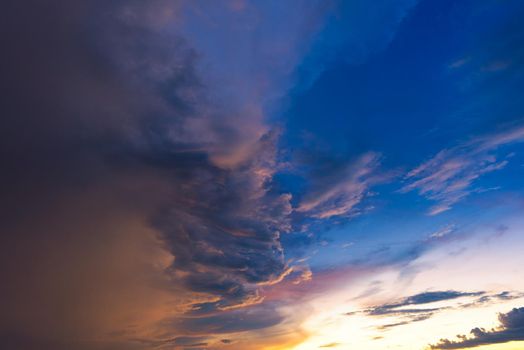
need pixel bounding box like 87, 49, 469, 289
297, 152, 383, 219
401, 125, 524, 215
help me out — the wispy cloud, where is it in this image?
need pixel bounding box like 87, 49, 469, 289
401, 125, 524, 214
429, 224, 457, 239
448, 57, 470, 69
368, 290, 484, 315
297, 152, 384, 219
349, 290, 505, 331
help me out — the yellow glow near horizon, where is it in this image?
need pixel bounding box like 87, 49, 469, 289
288, 301, 524, 350
281, 219, 524, 350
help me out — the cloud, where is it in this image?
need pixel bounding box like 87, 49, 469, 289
367, 290, 484, 315
0, 0, 333, 348
458, 291, 524, 310
151, 128, 296, 316
169, 304, 284, 334
396, 291, 484, 306
429, 307, 524, 349
448, 57, 470, 69
401, 125, 524, 214
359, 289, 524, 337
296, 152, 384, 219
359, 291, 484, 330
429, 224, 457, 239
377, 314, 433, 330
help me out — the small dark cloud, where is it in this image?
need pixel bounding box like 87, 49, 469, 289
356, 290, 485, 331
430, 307, 524, 349
319, 342, 340, 348
368, 290, 484, 316
401, 291, 483, 305
496, 291, 524, 300
457, 291, 524, 309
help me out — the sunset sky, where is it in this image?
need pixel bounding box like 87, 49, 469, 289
1, 1, 524, 349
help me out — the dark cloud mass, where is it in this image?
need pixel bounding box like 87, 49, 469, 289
0, 0, 304, 348
430, 307, 524, 349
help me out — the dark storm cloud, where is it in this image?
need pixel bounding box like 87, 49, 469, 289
0, 0, 168, 344
0, 0, 297, 347
430, 307, 524, 349
152, 128, 293, 313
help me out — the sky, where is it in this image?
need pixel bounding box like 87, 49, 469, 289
1, 1, 524, 349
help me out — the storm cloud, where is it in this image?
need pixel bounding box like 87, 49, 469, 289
0, 0, 330, 348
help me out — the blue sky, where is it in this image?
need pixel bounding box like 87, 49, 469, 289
275, 0, 524, 270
